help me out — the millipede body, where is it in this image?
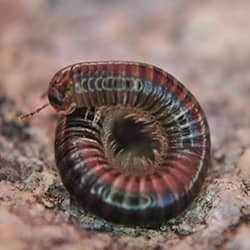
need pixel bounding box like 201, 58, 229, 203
49, 61, 210, 227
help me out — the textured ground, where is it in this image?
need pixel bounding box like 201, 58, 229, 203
0, 0, 249, 249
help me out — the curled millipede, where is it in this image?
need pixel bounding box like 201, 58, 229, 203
47, 61, 210, 227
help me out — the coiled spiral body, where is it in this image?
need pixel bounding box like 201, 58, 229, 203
51, 61, 210, 227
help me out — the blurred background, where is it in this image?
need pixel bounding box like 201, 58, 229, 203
0, 0, 250, 157
0, 1, 250, 249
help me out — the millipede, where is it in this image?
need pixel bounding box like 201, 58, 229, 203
22, 61, 210, 227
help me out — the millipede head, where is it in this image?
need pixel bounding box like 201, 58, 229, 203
48, 68, 76, 114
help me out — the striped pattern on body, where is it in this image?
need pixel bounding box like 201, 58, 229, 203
51, 61, 210, 227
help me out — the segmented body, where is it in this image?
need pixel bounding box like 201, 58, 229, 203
52, 61, 210, 227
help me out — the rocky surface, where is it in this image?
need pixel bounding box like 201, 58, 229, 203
0, 0, 249, 249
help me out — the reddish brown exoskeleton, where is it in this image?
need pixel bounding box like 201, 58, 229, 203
21, 61, 210, 227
